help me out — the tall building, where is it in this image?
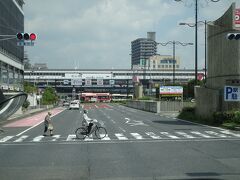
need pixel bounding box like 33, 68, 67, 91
131, 32, 157, 69
0, 0, 24, 92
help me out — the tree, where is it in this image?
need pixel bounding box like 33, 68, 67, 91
23, 81, 37, 93
42, 87, 58, 105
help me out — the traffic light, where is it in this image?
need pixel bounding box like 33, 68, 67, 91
227, 33, 240, 40
16, 33, 37, 41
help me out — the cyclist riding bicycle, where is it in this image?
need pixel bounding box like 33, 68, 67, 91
82, 109, 96, 134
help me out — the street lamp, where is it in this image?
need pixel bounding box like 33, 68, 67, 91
179, 21, 210, 81
174, 0, 220, 84
158, 41, 193, 84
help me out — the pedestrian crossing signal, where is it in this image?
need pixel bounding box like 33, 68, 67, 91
227, 33, 240, 40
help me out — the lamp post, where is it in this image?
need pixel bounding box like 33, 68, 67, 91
158, 41, 193, 84
179, 20, 210, 81
174, 0, 220, 84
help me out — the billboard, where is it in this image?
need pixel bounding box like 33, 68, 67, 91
85, 79, 92, 86
159, 86, 183, 96
71, 79, 82, 86
97, 79, 103, 86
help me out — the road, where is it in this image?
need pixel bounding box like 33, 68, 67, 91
1, 103, 240, 180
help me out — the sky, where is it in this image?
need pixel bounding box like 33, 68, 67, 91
24, 0, 240, 70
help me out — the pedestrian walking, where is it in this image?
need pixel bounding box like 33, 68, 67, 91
43, 111, 54, 136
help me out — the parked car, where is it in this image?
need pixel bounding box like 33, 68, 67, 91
63, 101, 70, 107
69, 101, 80, 110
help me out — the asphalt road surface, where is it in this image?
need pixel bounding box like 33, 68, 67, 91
1, 103, 240, 180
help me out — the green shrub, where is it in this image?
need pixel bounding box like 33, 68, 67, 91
22, 100, 30, 109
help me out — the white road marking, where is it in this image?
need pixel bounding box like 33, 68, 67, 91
110, 119, 116, 124
220, 131, 240, 137
160, 132, 180, 139
100, 134, 111, 140
175, 132, 195, 138
84, 135, 93, 141
130, 133, 144, 139
205, 131, 228, 138
190, 131, 212, 138
66, 134, 76, 141
0, 136, 14, 143
32, 135, 44, 142
14, 135, 28, 142
145, 132, 162, 139
124, 118, 148, 126
51, 135, 61, 141
115, 133, 128, 140
119, 127, 126, 132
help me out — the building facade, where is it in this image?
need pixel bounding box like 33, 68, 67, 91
24, 68, 204, 97
131, 32, 158, 69
0, 0, 24, 92
149, 55, 180, 70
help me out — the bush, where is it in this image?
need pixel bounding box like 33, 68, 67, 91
22, 100, 30, 109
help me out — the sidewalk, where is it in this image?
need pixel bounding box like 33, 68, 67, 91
0, 108, 49, 126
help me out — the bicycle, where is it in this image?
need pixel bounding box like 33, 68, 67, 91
75, 120, 107, 140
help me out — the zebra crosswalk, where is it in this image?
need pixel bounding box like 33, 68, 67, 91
0, 130, 240, 144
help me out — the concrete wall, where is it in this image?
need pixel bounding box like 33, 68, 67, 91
196, 3, 240, 117
126, 100, 160, 113
126, 100, 193, 113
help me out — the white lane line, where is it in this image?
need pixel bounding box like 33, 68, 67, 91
160, 132, 180, 139
190, 131, 212, 138
100, 134, 111, 140
51, 135, 61, 141
115, 133, 128, 140
175, 132, 195, 138
14, 135, 28, 142
0, 136, 14, 143
16, 109, 65, 137
84, 135, 93, 141
130, 133, 144, 140
205, 131, 228, 138
32, 135, 44, 142
119, 127, 126, 132
145, 132, 162, 139
66, 134, 76, 141
110, 119, 116, 124
220, 131, 240, 137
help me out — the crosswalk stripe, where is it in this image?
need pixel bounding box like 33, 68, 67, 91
160, 132, 179, 139
220, 131, 240, 137
115, 133, 128, 140
205, 131, 228, 138
175, 132, 195, 138
32, 135, 44, 142
100, 134, 111, 140
130, 133, 144, 139
145, 132, 162, 139
190, 131, 212, 138
51, 135, 61, 141
66, 134, 76, 141
14, 135, 28, 142
0, 136, 14, 142
84, 135, 93, 141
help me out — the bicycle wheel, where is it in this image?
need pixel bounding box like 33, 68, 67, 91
75, 127, 87, 139
95, 127, 107, 139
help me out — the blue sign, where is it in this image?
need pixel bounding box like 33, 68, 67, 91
224, 86, 240, 101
